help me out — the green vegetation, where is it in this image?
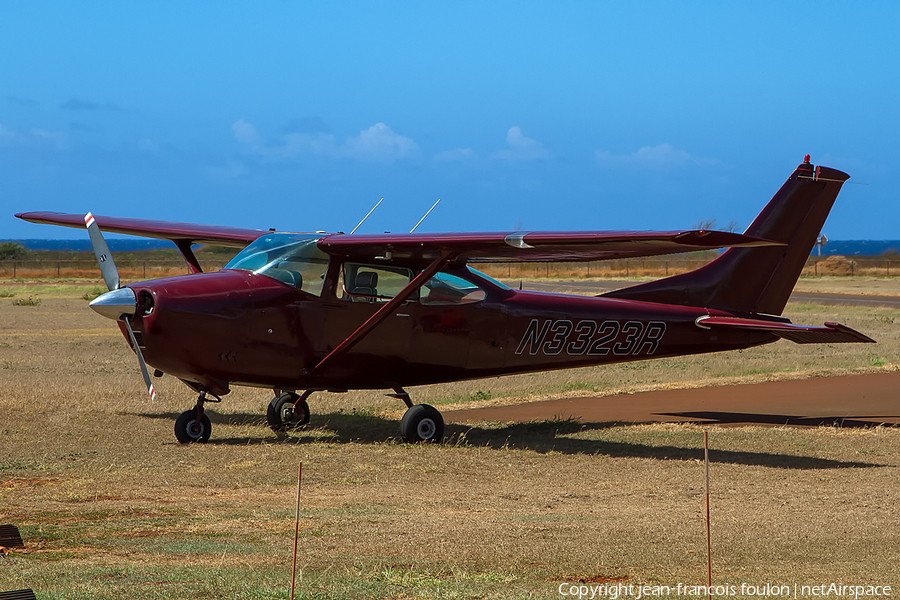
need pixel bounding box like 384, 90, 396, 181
82, 286, 107, 301
13, 295, 41, 306
0, 240, 30, 259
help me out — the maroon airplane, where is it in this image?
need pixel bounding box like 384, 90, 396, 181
16, 157, 873, 444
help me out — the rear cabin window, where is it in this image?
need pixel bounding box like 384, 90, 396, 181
420, 272, 486, 305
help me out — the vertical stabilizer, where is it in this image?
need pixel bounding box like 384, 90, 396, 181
603, 159, 850, 316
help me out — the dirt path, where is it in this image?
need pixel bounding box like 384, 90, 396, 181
446, 371, 900, 427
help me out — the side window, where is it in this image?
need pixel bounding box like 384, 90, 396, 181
341, 263, 415, 302
420, 272, 486, 306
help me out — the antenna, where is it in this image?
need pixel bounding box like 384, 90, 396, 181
350, 198, 384, 234
410, 199, 440, 233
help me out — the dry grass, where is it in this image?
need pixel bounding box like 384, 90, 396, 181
1, 282, 899, 598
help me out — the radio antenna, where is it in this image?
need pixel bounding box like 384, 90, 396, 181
410, 199, 440, 233
350, 198, 384, 234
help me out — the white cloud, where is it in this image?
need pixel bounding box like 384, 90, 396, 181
491, 126, 550, 162
279, 132, 338, 158
0, 123, 68, 150
232, 119, 261, 146
232, 120, 418, 164
344, 123, 419, 163
205, 159, 249, 180
595, 143, 714, 168
0, 123, 14, 143
433, 148, 476, 163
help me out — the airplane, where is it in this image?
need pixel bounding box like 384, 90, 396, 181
15, 156, 874, 444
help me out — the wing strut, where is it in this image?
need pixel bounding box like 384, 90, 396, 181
174, 240, 203, 274
310, 249, 454, 375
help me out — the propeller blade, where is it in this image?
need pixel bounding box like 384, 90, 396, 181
83, 213, 154, 400
123, 317, 157, 400
84, 212, 119, 291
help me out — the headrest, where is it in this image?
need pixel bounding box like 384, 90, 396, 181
356, 271, 378, 288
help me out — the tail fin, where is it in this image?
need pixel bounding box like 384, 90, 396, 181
603, 158, 850, 316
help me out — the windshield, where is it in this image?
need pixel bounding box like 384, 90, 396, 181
225, 233, 329, 295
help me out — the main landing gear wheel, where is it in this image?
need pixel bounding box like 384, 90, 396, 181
174, 410, 211, 443
267, 391, 311, 431
400, 404, 444, 443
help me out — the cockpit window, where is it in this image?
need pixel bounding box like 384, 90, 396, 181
420, 272, 486, 305
224, 233, 329, 295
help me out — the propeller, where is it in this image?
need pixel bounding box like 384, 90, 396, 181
84, 212, 158, 400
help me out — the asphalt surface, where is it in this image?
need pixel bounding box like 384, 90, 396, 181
517, 279, 900, 308
445, 371, 900, 428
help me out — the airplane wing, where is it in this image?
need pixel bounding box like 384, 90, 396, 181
17, 212, 780, 261
15, 211, 270, 248
318, 230, 782, 263
696, 316, 875, 344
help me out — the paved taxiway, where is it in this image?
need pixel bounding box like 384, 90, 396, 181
449, 280, 898, 427
446, 371, 900, 427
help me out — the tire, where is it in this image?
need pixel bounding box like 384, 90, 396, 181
400, 404, 444, 443
267, 392, 310, 431
174, 410, 211, 443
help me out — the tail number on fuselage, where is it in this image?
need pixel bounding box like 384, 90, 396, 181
514, 319, 666, 357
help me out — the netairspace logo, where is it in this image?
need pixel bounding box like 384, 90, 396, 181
557, 582, 893, 600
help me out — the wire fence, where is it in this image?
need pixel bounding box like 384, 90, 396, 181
0, 260, 229, 280
2, 256, 899, 280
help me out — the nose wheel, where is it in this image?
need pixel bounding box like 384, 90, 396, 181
174, 391, 218, 443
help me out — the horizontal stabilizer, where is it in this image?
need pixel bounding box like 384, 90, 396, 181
696, 316, 875, 344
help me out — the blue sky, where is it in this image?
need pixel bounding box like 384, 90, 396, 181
3, 2, 898, 240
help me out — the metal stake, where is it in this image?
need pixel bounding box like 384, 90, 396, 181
291, 461, 302, 600
705, 431, 711, 597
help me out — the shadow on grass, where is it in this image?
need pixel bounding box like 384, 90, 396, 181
660, 410, 900, 428
137, 410, 886, 469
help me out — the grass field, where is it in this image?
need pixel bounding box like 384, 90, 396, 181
1, 279, 899, 598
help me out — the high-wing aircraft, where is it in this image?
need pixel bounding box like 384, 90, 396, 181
16, 157, 873, 444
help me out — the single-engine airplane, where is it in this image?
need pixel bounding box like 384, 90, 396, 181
16, 156, 874, 444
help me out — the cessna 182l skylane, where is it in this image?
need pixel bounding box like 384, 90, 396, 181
16, 157, 873, 444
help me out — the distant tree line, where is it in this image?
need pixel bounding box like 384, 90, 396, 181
0, 242, 30, 260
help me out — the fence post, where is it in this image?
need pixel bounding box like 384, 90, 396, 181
13, 262, 16, 278
57, 262, 60, 278
665, 261, 668, 276
626, 260, 629, 277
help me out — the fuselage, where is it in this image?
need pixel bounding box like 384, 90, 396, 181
120, 267, 777, 396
